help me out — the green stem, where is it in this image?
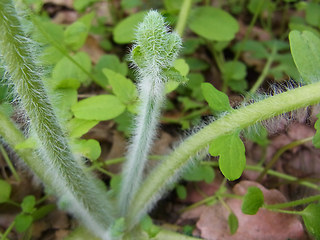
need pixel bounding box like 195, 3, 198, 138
0, 1, 114, 238
265, 194, 320, 210
31, 17, 99, 84
0, 144, 20, 182
234, 0, 265, 61
204, 160, 320, 191
127, 81, 320, 227
249, 44, 277, 94
0, 110, 53, 189
175, 0, 192, 37
154, 228, 200, 240
256, 136, 313, 182
1, 220, 15, 239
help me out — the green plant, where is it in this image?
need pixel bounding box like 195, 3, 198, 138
1, 0, 320, 239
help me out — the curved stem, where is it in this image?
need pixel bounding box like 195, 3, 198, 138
127, 81, 320, 227
265, 194, 320, 210
249, 44, 277, 94
0, 144, 20, 182
256, 136, 313, 182
0, 1, 114, 238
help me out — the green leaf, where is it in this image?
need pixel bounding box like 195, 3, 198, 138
72, 95, 125, 121
93, 54, 128, 88
14, 137, 37, 150
52, 52, 92, 88
121, 0, 142, 10
64, 13, 94, 51
164, 0, 183, 12
209, 133, 246, 181
0, 180, 11, 203
68, 118, 99, 138
178, 97, 203, 112
176, 184, 187, 200
228, 213, 238, 235
21, 195, 36, 214
110, 218, 126, 238
113, 11, 147, 44
301, 203, 320, 239
181, 38, 203, 55
289, 30, 320, 84
174, 59, 190, 77
32, 204, 55, 221
313, 113, 320, 148
14, 214, 33, 233
182, 164, 215, 183
73, 0, 99, 12
306, 2, 320, 27
140, 215, 160, 238
71, 139, 101, 161
114, 111, 133, 137
222, 61, 247, 82
241, 187, 264, 215
244, 123, 269, 147
187, 73, 205, 100
185, 57, 209, 71
54, 89, 78, 121
201, 83, 232, 112
221, 61, 247, 92
248, 0, 274, 15
103, 69, 137, 105
189, 7, 239, 41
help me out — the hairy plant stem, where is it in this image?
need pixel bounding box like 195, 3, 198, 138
118, 11, 182, 218
119, 76, 165, 216
0, 1, 114, 238
127, 81, 320, 227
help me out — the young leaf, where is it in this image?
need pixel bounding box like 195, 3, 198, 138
221, 61, 247, 92
73, 0, 98, 12
21, 195, 36, 214
68, 118, 99, 138
306, 2, 320, 27
113, 11, 147, 44
140, 215, 161, 238
176, 184, 187, 200
71, 95, 125, 120
201, 83, 232, 113
103, 69, 137, 105
121, 0, 142, 10
182, 164, 215, 183
301, 203, 320, 239
52, 52, 92, 87
241, 187, 264, 215
228, 213, 238, 235
189, 7, 239, 41
313, 113, 320, 148
14, 214, 33, 233
289, 30, 320, 83
32, 204, 55, 221
93, 54, 128, 88
209, 133, 246, 181
0, 180, 11, 203
64, 12, 94, 51
110, 218, 126, 238
71, 139, 101, 161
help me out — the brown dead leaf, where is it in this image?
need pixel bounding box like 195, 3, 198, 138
80, 35, 106, 64
181, 181, 306, 240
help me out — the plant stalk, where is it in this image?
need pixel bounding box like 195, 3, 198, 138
0, 1, 114, 238
127, 81, 320, 227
